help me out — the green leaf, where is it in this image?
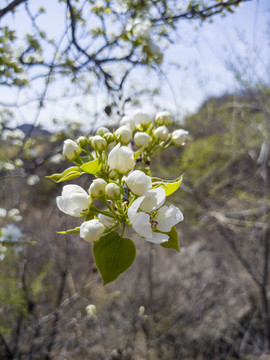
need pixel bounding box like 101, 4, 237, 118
161, 176, 182, 196
57, 227, 80, 234
134, 147, 144, 160
93, 231, 136, 285
46, 166, 82, 183
152, 175, 183, 196
80, 158, 102, 174
161, 226, 180, 252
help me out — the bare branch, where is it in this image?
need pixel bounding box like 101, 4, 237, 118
0, 0, 26, 19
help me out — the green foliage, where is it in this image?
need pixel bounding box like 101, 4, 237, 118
80, 159, 102, 174
93, 231, 136, 285
160, 226, 180, 252
46, 166, 82, 183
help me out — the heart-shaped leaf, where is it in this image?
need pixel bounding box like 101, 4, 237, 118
160, 226, 180, 252
80, 159, 102, 174
93, 231, 136, 285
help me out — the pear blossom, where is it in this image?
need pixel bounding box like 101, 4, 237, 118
0, 224, 24, 243
115, 126, 132, 145
108, 143, 135, 174
172, 129, 189, 146
128, 187, 183, 244
154, 125, 169, 141
89, 178, 107, 199
0, 208, 7, 218
98, 214, 117, 228
125, 170, 152, 196
155, 111, 173, 126
63, 139, 81, 161
26, 175, 40, 186
91, 135, 107, 151
96, 127, 110, 136
133, 20, 151, 40
120, 116, 135, 131
133, 110, 151, 127
56, 185, 91, 217
105, 183, 121, 200
134, 132, 151, 148
86, 304, 97, 317
80, 219, 105, 242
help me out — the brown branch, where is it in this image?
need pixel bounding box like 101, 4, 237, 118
0, 0, 26, 19
153, 0, 251, 23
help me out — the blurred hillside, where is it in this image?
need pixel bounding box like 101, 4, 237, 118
0, 90, 269, 360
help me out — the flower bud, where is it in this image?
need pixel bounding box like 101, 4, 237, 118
155, 111, 173, 126
133, 20, 151, 40
171, 129, 189, 146
154, 125, 169, 141
98, 214, 117, 228
125, 170, 152, 196
105, 183, 121, 200
120, 116, 135, 131
108, 143, 135, 174
86, 304, 97, 317
63, 139, 81, 161
91, 135, 107, 151
80, 219, 105, 242
89, 178, 107, 199
134, 132, 151, 148
133, 110, 151, 128
76, 136, 88, 148
103, 132, 114, 143
115, 126, 132, 145
56, 185, 91, 217
96, 127, 110, 136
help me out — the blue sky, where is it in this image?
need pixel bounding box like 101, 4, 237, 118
1, 0, 269, 131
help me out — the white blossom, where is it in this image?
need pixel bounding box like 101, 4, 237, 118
89, 178, 107, 199
86, 304, 97, 317
115, 126, 132, 145
7, 208, 22, 222
108, 143, 135, 174
132, 20, 151, 40
80, 219, 105, 242
26, 175, 40, 186
96, 127, 110, 136
0, 224, 24, 243
125, 170, 152, 196
134, 132, 151, 147
98, 214, 117, 228
105, 183, 121, 200
56, 185, 91, 217
63, 139, 81, 161
133, 110, 151, 127
120, 116, 135, 131
91, 135, 107, 151
0, 208, 7, 218
172, 129, 189, 146
128, 187, 183, 244
154, 125, 169, 141
155, 111, 173, 126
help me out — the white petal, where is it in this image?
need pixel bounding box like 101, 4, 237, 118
145, 232, 169, 244
140, 187, 166, 213
56, 193, 90, 217
132, 212, 152, 238
156, 205, 184, 232
62, 184, 88, 196
127, 196, 145, 222
56, 196, 81, 217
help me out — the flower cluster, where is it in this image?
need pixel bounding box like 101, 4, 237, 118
48, 110, 189, 284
